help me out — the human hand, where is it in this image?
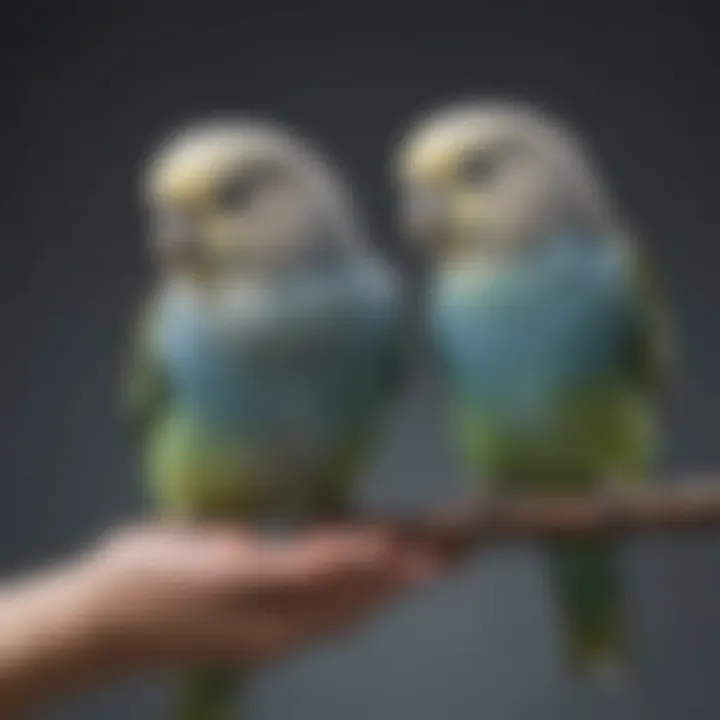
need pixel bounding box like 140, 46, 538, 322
87, 523, 442, 672
0, 522, 444, 717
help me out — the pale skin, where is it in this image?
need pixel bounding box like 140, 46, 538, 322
0, 523, 444, 718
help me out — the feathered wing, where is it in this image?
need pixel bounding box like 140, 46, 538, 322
550, 234, 672, 676
122, 292, 169, 442
623, 234, 674, 401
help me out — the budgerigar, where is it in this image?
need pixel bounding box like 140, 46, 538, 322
125, 120, 402, 719
394, 102, 671, 677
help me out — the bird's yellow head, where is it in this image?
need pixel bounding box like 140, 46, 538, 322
393, 101, 615, 265
144, 119, 362, 279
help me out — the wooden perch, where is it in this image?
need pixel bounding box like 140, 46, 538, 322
364, 480, 720, 561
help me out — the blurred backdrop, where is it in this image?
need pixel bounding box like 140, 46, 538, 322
1, 2, 719, 718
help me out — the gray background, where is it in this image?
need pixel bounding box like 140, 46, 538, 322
2, 2, 720, 718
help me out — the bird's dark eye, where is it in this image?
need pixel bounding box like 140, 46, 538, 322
457, 151, 500, 186
215, 162, 287, 210
215, 174, 257, 209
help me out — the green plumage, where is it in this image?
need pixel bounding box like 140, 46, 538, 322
175, 672, 240, 720
433, 235, 671, 675
125, 262, 400, 718
548, 539, 627, 671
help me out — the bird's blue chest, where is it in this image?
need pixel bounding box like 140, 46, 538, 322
152, 268, 392, 444
432, 240, 633, 417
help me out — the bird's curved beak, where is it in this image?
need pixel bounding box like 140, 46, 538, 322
151, 209, 203, 270
399, 188, 447, 253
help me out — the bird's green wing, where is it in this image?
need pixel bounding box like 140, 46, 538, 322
623, 235, 675, 399
121, 292, 170, 441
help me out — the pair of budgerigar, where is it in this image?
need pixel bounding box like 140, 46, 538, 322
126, 103, 671, 719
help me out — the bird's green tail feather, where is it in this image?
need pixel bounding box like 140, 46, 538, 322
174, 670, 243, 720
547, 540, 628, 677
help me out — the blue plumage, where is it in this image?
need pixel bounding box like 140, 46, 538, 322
431, 233, 660, 671
431, 236, 637, 432
143, 257, 401, 512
